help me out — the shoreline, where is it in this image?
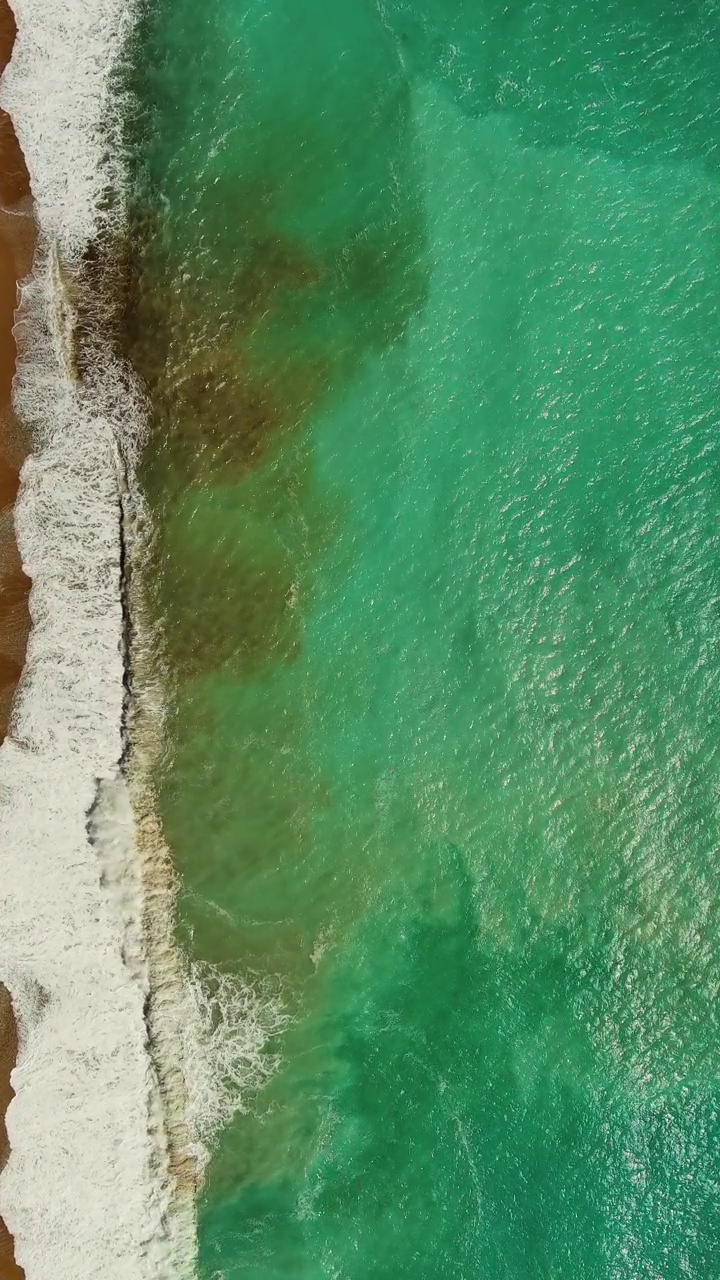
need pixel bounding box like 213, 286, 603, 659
0, 0, 198, 1276
0, 1, 35, 1272
0, 0, 34, 743
0, 985, 21, 1280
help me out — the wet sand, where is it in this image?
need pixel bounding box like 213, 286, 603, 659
0, 985, 22, 1280
0, 0, 33, 744
0, 2, 34, 1274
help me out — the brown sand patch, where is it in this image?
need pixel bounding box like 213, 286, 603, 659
0, 2, 34, 1272
0, 0, 34, 748
0, 113, 28, 208
0, 1, 14, 73
0, 464, 17, 509
0, 985, 23, 1280
0, 203, 33, 745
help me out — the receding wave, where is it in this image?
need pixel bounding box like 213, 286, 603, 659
0, 0, 186, 1276
0, 1, 291, 1275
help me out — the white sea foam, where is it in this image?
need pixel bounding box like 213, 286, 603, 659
0, 1, 188, 1277
183, 964, 288, 1160
2, 0, 133, 251
0, 5, 288, 1279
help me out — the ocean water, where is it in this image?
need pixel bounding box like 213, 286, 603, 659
126, 2, 720, 1276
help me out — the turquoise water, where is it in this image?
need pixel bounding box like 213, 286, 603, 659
127, 3, 720, 1276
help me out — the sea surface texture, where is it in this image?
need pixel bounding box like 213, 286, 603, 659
128, 2, 720, 1276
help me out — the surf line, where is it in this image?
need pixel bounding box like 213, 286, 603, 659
0, 1, 200, 1278
0, 1, 34, 1274
0, 0, 33, 748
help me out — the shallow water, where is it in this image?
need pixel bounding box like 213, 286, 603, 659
127, 3, 720, 1275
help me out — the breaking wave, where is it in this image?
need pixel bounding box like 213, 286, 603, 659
0, 3, 290, 1277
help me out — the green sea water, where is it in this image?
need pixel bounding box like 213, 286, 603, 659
126, 2, 720, 1276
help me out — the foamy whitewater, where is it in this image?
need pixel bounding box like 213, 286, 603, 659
0, 3, 288, 1276
0, 1, 189, 1276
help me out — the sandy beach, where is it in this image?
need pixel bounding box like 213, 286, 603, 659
0, 0, 33, 742
0, 3, 33, 1274
0, 985, 21, 1280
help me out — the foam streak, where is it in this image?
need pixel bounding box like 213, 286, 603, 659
0, 2, 193, 1277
